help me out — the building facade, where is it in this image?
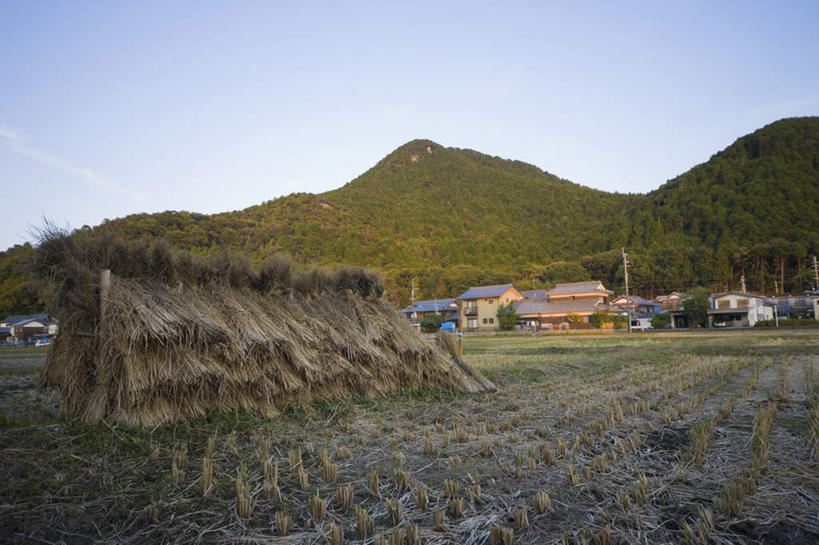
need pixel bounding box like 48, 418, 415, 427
457, 284, 523, 331
708, 292, 776, 327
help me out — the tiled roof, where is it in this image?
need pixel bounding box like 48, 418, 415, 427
403, 299, 456, 314
711, 292, 776, 305
548, 281, 611, 296
612, 295, 653, 306
655, 292, 683, 302
514, 298, 608, 315
520, 290, 549, 300
457, 284, 518, 300
0, 314, 54, 326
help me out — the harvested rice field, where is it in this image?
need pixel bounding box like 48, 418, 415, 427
1, 329, 817, 544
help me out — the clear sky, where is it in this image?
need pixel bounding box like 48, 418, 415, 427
2, 1, 818, 250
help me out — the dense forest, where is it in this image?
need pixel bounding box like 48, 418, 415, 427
2, 117, 818, 315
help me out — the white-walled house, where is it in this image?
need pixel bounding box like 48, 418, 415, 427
0, 314, 59, 344
708, 292, 776, 327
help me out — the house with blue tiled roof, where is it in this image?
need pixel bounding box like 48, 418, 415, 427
402, 299, 459, 325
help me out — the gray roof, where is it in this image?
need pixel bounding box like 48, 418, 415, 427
711, 292, 776, 305
403, 299, 456, 314
520, 290, 549, 300
548, 281, 611, 296
612, 294, 654, 306
515, 298, 608, 315
655, 292, 683, 302
457, 284, 518, 300
0, 314, 54, 326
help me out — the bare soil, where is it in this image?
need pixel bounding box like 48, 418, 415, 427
0, 330, 817, 544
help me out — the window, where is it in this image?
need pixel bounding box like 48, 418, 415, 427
488, 299, 494, 304
482, 318, 488, 324
468, 319, 478, 329
489, 318, 494, 324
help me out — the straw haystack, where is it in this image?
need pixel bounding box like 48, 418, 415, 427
33, 232, 494, 426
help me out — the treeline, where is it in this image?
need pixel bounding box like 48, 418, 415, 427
1, 117, 818, 315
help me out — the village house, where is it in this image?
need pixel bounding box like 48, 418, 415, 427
708, 292, 777, 327
771, 292, 817, 318
457, 284, 523, 332
611, 294, 660, 315
654, 291, 683, 310
514, 281, 613, 329
402, 299, 459, 325
0, 314, 59, 345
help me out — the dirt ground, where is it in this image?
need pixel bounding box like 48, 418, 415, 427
0, 329, 817, 544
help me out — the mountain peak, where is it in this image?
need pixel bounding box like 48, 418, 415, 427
378, 139, 441, 167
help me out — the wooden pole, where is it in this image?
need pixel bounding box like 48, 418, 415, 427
100, 269, 111, 332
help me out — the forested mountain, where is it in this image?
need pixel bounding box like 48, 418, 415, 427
2, 117, 817, 313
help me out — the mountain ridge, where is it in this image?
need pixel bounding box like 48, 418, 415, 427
1, 117, 817, 313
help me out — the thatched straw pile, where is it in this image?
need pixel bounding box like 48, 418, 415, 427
33, 231, 493, 426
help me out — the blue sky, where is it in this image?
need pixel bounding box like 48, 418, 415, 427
2, 1, 818, 250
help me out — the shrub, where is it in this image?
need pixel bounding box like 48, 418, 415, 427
420, 314, 444, 332
754, 317, 819, 327
565, 312, 582, 325
496, 302, 519, 331
650, 313, 670, 329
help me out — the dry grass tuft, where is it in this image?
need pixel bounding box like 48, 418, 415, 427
356, 505, 374, 539
514, 504, 529, 531
386, 498, 403, 526
388, 528, 405, 545
336, 483, 354, 511
368, 470, 380, 497
406, 522, 419, 545
433, 507, 445, 530
310, 493, 327, 522
235, 468, 253, 520
171, 445, 187, 484
275, 510, 292, 536
324, 462, 338, 483
565, 463, 580, 486
326, 524, 343, 545
200, 436, 215, 496
412, 482, 428, 510
289, 448, 302, 471
448, 497, 464, 519
336, 446, 352, 460
443, 478, 458, 498
532, 490, 550, 514
490, 525, 514, 545
540, 443, 556, 465
394, 469, 410, 492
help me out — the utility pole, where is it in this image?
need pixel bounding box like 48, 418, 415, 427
740, 274, 747, 293
410, 278, 417, 319
622, 248, 632, 333
456, 299, 463, 359
813, 255, 818, 290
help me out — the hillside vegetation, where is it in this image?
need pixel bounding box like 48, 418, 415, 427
2, 117, 818, 313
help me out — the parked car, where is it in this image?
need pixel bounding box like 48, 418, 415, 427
35, 339, 52, 347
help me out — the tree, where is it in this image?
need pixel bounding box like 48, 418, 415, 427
681, 287, 711, 328
650, 313, 670, 329
565, 312, 583, 325
420, 314, 444, 333
496, 302, 519, 331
